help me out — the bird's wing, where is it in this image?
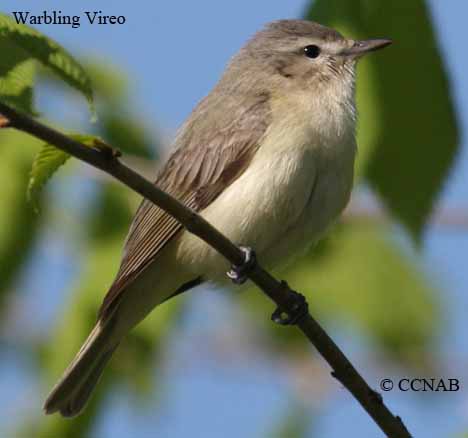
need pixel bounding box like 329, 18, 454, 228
98, 93, 270, 318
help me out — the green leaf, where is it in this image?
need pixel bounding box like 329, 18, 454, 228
84, 60, 159, 159
290, 225, 440, 364
88, 183, 135, 242
0, 37, 35, 114
27, 144, 70, 210
100, 113, 158, 159
306, 0, 459, 241
41, 59, 159, 159
0, 13, 94, 115
82, 60, 129, 104
27, 134, 106, 209
0, 130, 42, 308
239, 224, 440, 366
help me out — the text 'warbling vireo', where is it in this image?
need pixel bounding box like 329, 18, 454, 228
44, 20, 391, 417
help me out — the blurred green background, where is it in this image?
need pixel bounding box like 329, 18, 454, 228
0, 1, 466, 437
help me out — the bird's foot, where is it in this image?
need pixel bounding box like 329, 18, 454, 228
271, 283, 308, 325
227, 246, 256, 284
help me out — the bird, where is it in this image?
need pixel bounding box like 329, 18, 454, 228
44, 19, 391, 417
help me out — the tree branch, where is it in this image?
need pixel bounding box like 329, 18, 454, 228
0, 101, 412, 438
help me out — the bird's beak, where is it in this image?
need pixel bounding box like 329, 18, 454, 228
341, 39, 392, 58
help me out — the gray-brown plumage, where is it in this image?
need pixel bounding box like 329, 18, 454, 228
99, 89, 271, 318
99, 20, 349, 317
44, 19, 391, 417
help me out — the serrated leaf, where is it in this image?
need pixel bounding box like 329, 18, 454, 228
306, 0, 459, 242
0, 36, 35, 114
0, 13, 94, 116
27, 134, 107, 209
27, 144, 70, 210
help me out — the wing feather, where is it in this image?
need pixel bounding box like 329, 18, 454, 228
98, 92, 271, 318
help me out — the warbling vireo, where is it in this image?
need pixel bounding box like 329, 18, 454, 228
44, 19, 391, 417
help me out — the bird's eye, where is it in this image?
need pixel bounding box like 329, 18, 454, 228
304, 45, 321, 59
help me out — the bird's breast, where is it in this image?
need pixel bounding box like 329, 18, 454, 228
247, 90, 357, 267
175, 93, 357, 276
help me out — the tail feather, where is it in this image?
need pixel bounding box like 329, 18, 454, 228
44, 320, 119, 417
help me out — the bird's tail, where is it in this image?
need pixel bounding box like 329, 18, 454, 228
43, 318, 119, 417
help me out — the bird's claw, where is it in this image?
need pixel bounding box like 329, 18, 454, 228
227, 246, 256, 284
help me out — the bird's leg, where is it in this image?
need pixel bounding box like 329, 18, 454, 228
271, 281, 308, 325
227, 246, 257, 284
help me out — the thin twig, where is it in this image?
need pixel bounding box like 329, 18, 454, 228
0, 101, 412, 438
